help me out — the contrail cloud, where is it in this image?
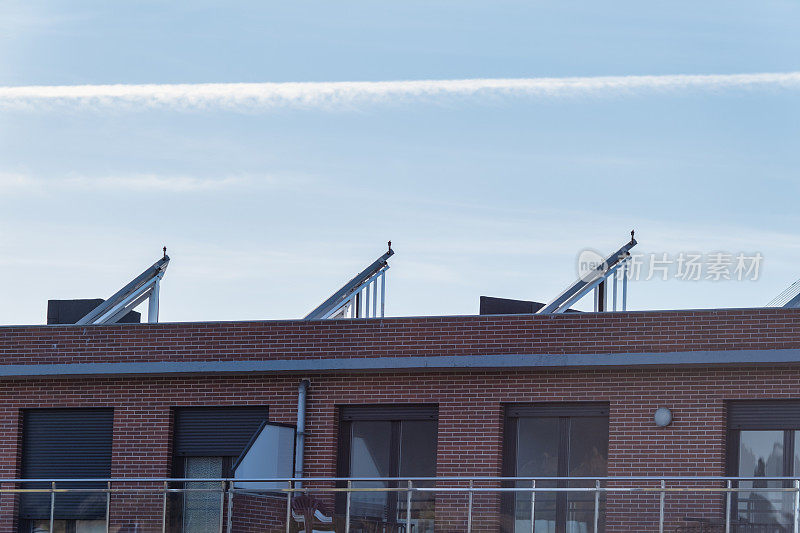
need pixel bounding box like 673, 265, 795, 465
1, 72, 798, 112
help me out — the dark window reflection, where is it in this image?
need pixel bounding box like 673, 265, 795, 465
514, 415, 608, 533
567, 417, 608, 533
347, 419, 437, 533
515, 418, 559, 533
350, 421, 392, 521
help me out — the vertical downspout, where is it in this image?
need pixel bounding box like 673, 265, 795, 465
295, 379, 310, 488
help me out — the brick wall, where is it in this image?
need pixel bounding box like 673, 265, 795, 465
1, 308, 799, 366
0, 309, 798, 531
0, 368, 798, 530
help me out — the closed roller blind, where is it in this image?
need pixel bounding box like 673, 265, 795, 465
174, 407, 269, 456
728, 400, 800, 429
20, 408, 113, 519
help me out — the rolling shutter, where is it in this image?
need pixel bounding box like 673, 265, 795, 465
728, 400, 800, 429
174, 407, 269, 456
20, 408, 113, 519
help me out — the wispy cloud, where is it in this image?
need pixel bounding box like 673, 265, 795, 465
0, 172, 273, 194
1, 72, 799, 112
63, 174, 250, 192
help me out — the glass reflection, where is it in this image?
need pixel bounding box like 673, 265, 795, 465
348, 420, 437, 533
399, 420, 437, 533
350, 421, 392, 521
515, 418, 559, 533
737, 430, 788, 528
514, 416, 607, 533
567, 417, 608, 533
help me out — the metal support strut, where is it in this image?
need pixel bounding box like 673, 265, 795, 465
76, 251, 170, 325
537, 231, 636, 314
304, 243, 394, 320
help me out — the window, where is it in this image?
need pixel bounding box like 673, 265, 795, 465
337, 405, 438, 533
19, 408, 113, 533
504, 403, 609, 533
171, 407, 269, 533
727, 401, 800, 529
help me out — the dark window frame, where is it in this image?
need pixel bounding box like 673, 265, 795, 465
335, 404, 438, 522
502, 402, 610, 533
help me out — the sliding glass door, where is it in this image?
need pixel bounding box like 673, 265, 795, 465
505, 403, 609, 533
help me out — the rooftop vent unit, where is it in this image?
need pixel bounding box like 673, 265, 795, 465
536, 232, 637, 314
304, 243, 393, 320
73, 251, 170, 325
47, 298, 141, 325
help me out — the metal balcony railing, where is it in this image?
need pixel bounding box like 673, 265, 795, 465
5, 476, 800, 533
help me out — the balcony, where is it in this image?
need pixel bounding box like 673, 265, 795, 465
8, 476, 800, 533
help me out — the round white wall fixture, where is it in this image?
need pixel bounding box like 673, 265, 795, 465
654, 407, 673, 427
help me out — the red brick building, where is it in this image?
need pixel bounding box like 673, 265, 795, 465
3, 307, 800, 532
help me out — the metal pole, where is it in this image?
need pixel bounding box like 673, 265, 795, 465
530, 480, 536, 533
612, 270, 618, 311
601, 280, 607, 311
372, 279, 378, 317
285, 480, 292, 533
365, 282, 371, 318
148, 276, 160, 323
226, 482, 234, 533
294, 380, 310, 487
406, 480, 412, 531
594, 479, 600, 533
106, 481, 111, 533
218, 481, 225, 533
794, 479, 799, 533
622, 261, 628, 311
467, 479, 473, 533
725, 480, 731, 533
49, 481, 55, 533
345, 480, 352, 533
162, 481, 168, 533
380, 271, 386, 317
659, 479, 665, 533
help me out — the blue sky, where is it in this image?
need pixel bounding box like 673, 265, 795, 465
1, 0, 799, 324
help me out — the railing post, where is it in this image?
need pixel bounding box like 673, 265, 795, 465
106, 481, 111, 533
49, 481, 55, 533
218, 480, 225, 533
345, 480, 352, 533
162, 480, 168, 533
593, 479, 600, 533
406, 480, 412, 531
467, 479, 473, 533
226, 481, 234, 533
794, 479, 799, 533
659, 479, 665, 533
285, 480, 292, 533
725, 480, 731, 533
530, 480, 536, 533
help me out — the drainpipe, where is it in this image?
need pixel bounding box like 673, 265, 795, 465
294, 379, 310, 488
